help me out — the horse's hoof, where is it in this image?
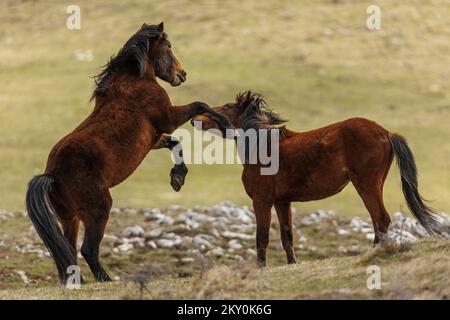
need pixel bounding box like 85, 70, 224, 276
257, 259, 267, 268
287, 258, 297, 264
170, 165, 187, 192
170, 175, 184, 192
97, 273, 112, 282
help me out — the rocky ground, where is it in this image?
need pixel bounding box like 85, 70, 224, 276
0, 203, 449, 291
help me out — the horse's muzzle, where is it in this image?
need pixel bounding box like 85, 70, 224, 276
172, 70, 186, 86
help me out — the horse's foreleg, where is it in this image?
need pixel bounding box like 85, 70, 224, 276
153, 135, 188, 192
253, 200, 273, 267
274, 202, 297, 264
167, 102, 232, 133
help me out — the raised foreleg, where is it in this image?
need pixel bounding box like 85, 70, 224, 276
153, 134, 188, 192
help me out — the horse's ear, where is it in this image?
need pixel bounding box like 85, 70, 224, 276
240, 91, 253, 108
140, 23, 147, 30
157, 22, 164, 32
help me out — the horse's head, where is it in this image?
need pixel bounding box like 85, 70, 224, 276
192, 91, 286, 137
148, 22, 186, 86
191, 91, 254, 133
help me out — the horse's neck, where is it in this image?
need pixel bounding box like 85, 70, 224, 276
93, 64, 168, 110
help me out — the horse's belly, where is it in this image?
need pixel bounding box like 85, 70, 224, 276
275, 155, 350, 202
103, 133, 158, 188
106, 149, 151, 187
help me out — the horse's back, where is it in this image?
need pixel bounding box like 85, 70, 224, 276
268, 118, 392, 202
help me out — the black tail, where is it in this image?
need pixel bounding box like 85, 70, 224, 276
389, 134, 440, 235
26, 174, 76, 283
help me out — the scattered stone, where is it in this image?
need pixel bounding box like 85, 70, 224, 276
124, 208, 138, 215
206, 247, 224, 257
146, 240, 157, 249
122, 225, 144, 238
180, 257, 194, 264
366, 233, 375, 241
16, 270, 29, 284
110, 208, 121, 215
0, 210, 15, 220
103, 234, 119, 246
156, 239, 178, 249
193, 235, 212, 248
116, 243, 133, 252
222, 231, 253, 241
228, 239, 243, 250
144, 228, 162, 239
337, 229, 350, 236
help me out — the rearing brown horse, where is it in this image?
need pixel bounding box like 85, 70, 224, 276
194, 91, 440, 266
26, 22, 231, 283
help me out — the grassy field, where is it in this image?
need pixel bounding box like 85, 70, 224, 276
1, 207, 448, 300
1, 239, 448, 300
1, 1, 449, 215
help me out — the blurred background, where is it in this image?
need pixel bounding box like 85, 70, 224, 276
0, 0, 449, 216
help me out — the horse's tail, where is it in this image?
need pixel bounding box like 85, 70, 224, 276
389, 134, 440, 235
26, 174, 76, 283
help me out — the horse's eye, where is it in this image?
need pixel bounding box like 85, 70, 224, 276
167, 42, 172, 49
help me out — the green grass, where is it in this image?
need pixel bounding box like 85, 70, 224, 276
0, 0, 449, 216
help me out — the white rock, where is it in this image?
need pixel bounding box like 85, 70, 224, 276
393, 211, 405, 221
16, 270, 29, 284
246, 248, 257, 256
338, 246, 347, 253
360, 227, 373, 234
146, 241, 157, 249
127, 237, 146, 248
103, 234, 119, 246
222, 231, 253, 241
337, 229, 350, 236
122, 225, 144, 238
124, 208, 138, 215
206, 247, 224, 257
230, 207, 253, 224
366, 233, 375, 241
157, 237, 181, 248
149, 213, 174, 225
193, 235, 212, 248
181, 257, 194, 264
228, 239, 243, 250
144, 228, 162, 239
156, 239, 175, 248
391, 230, 417, 244
117, 243, 133, 252
187, 210, 215, 223
184, 218, 200, 230
110, 208, 121, 215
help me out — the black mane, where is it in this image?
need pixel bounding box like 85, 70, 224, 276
90, 24, 162, 101
238, 92, 287, 133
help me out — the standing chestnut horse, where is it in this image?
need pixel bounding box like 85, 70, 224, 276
194, 91, 440, 266
26, 22, 231, 283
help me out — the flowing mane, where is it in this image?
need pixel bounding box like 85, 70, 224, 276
91, 24, 163, 101
238, 92, 287, 135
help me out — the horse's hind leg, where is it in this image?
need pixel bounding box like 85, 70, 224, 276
76, 185, 112, 282
61, 217, 80, 254
50, 196, 80, 255
352, 178, 391, 245
274, 202, 297, 264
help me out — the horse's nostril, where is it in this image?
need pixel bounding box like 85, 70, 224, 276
181, 70, 187, 77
